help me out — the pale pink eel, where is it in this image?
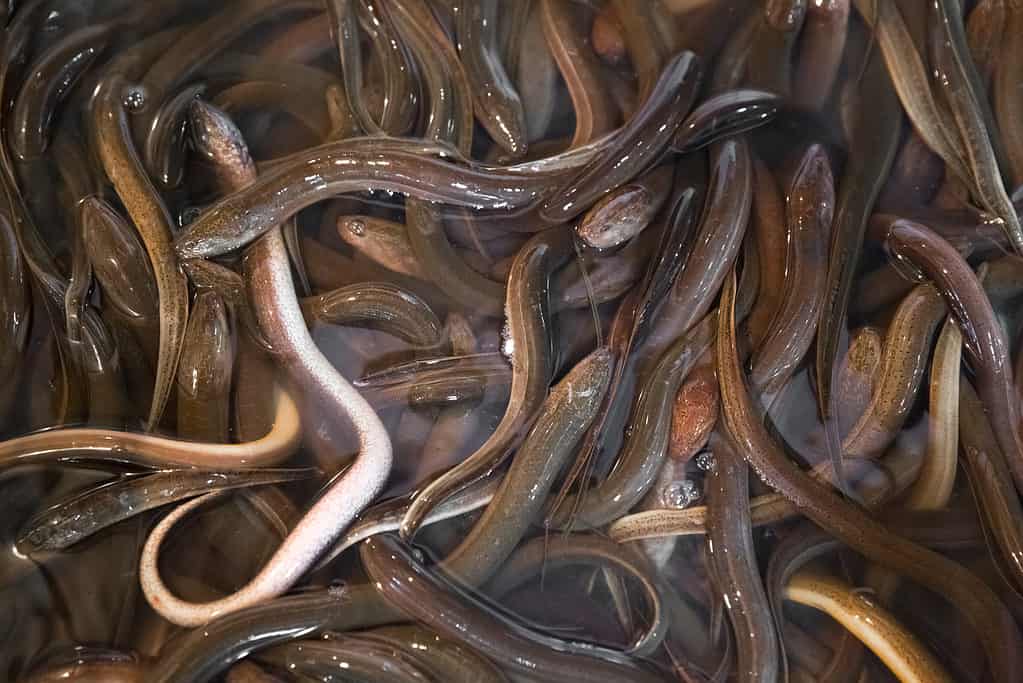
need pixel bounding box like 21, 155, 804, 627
139, 100, 393, 627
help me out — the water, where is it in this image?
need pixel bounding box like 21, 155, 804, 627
0, 1, 1017, 681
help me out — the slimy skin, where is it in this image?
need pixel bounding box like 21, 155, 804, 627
139, 100, 393, 627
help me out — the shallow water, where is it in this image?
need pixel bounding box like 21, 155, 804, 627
0, 0, 1021, 681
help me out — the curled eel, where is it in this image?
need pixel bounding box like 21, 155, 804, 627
965, 0, 1005, 93
958, 376, 1023, 593
174, 138, 563, 260
361, 534, 665, 683
610, 0, 668, 102
640, 138, 752, 367
929, 0, 1020, 255
438, 347, 614, 587
454, 0, 528, 156
885, 219, 1023, 495
706, 432, 780, 682
541, 51, 701, 224
547, 312, 716, 529
840, 284, 946, 459
718, 270, 1023, 683
352, 626, 508, 683
92, 47, 188, 431
540, 0, 616, 147
994, 0, 1023, 186
138, 101, 392, 626
792, 0, 849, 110
148, 590, 358, 682
605, 444, 922, 543
750, 144, 833, 409
745, 158, 787, 349
400, 227, 574, 538
175, 291, 234, 443
17, 467, 316, 554
814, 38, 901, 494
0, 383, 300, 470
488, 533, 668, 657
785, 569, 954, 683
258, 633, 435, 682
10, 24, 109, 159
